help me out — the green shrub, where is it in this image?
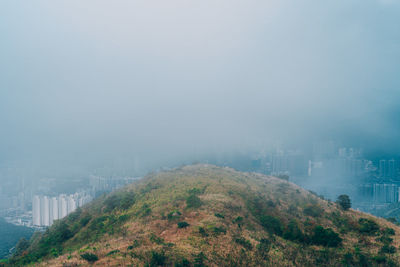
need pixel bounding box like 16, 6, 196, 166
120, 191, 136, 210
177, 222, 190, 228
373, 255, 386, 264
210, 226, 226, 235
139, 203, 152, 217
149, 234, 164, 245
118, 214, 130, 223
194, 252, 206, 267
342, 252, 354, 265
80, 253, 98, 263
127, 240, 141, 250
259, 215, 282, 236
310, 226, 342, 247
358, 218, 379, 235
303, 204, 323, 217
104, 191, 135, 212
186, 194, 202, 208
256, 238, 270, 260
149, 250, 166, 266
377, 235, 393, 244
106, 249, 120, 256
234, 236, 253, 250
266, 200, 275, 207
380, 244, 396, 254
214, 213, 225, 219
198, 227, 208, 237
283, 220, 305, 242
174, 258, 191, 267
167, 211, 182, 220
383, 227, 395, 236
89, 216, 108, 231
233, 216, 244, 225
79, 214, 92, 227
14, 238, 30, 257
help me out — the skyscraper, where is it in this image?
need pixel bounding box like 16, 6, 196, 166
59, 194, 68, 218
379, 160, 388, 178
32, 195, 41, 226
388, 159, 396, 179
41, 196, 50, 226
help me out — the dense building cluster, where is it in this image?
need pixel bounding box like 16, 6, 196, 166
32, 193, 92, 227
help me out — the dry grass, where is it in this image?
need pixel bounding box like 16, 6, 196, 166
21, 164, 400, 266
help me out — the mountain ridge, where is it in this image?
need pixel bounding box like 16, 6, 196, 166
6, 164, 400, 266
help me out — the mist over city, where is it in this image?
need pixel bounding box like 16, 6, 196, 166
1, 0, 400, 265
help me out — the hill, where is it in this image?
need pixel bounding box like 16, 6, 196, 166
6, 165, 400, 266
0, 218, 34, 259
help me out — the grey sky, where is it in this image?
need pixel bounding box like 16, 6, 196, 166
1, 0, 400, 174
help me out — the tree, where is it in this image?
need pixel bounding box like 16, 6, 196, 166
14, 238, 30, 256
336, 194, 351, 210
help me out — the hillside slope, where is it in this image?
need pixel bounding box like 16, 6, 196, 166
7, 165, 400, 266
0, 218, 34, 259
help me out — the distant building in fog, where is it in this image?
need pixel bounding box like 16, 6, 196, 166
372, 183, 398, 203
32, 192, 92, 227
379, 160, 388, 178
379, 159, 398, 179
32, 195, 41, 226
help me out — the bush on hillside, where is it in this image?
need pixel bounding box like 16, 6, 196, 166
358, 218, 379, 235
174, 257, 191, 267
148, 250, 166, 266
194, 252, 206, 267
283, 220, 305, 242
303, 204, 323, 217
80, 253, 98, 263
209, 226, 226, 235
214, 213, 225, 219
234, 236, 253, 250
383, 227, 395, 236
198, 227, 208, 237
256, 238, 271, 260
167, 211, 182, 220
380, 244, 396, 254
259, 215, 283, 236
186, 194, 202, 208
14, 238, 30, 257
104, 191, 135, 212
177, 222, 190, 228
310, 226, 342, 247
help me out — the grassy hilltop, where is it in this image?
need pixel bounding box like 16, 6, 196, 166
6, 165, 400, 266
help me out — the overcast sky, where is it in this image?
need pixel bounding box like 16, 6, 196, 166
1, 0, 400, 175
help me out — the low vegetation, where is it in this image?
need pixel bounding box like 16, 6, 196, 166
5, 165, 400, 266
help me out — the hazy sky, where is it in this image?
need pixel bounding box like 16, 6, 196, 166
1, 0, 400, 174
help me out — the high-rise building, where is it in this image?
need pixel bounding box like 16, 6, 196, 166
373, 183, 398, 203
67, 196, 77, 214
41, 196, 50, 226
32, 195, 41, 226
32, 192, 93, 227
379, 160, 388, 178
59, 194, 68, 219
51, 197, 59, 221
388, 159, 396, 179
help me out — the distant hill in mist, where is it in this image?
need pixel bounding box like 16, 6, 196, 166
0, 218, 33, 260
